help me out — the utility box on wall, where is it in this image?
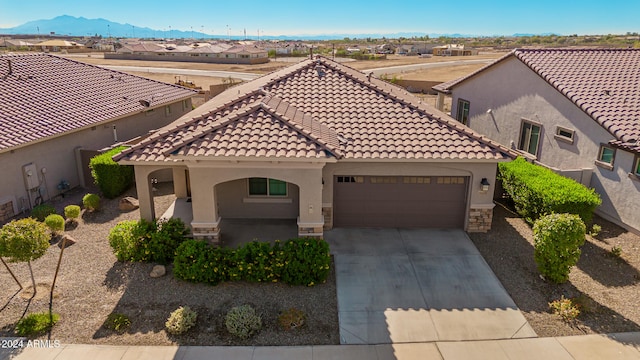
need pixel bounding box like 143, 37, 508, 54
22, 163, 39, 190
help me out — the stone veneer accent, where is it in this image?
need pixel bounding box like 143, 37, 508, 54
298, 225, 324, 238
322, 206, 333, 230
191, 222, 221, 246
467, 207, 493, 232
0, 200, 15, 223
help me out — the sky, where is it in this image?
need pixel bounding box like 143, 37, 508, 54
1, 0, 639, 37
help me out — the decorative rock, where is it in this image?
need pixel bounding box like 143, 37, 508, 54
59, 234, 76, 248
119, 197, 139, 212
150, 265, 166, 278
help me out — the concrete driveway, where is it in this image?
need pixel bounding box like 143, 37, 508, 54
324, 228, 536, 344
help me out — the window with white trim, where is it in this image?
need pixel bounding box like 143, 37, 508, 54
248, 178, 287, 196
456, 99, 470, 125
554, 126, 575, 143
518, 120, 541, 156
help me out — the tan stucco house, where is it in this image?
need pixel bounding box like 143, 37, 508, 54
0, 53, 196, 223
434, 48, 640, 234
115, 56, 513, 242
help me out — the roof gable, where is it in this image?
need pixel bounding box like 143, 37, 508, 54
118, 56, 513, 163
0, 53, 196, 152
436, 48, 640, 143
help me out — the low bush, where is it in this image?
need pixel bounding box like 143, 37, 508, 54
165, 306, 197, 335
225, 305, 262, 339
499, 157, 601, 225
589, 224, 602, 237
549, 296, 580, 321
89, 146, 134, 199
278, 308, 306, 331
15, 312, 60, 337
30, 204, 56, 222
533, 213, 586, 283
83, 193, 100, 211
64, 205, 81, 221
109, 218, 189, 264
104, 313, 131, 333
0, 218, 50, 262
173, 238, 331, 286
44, 214, 65, 234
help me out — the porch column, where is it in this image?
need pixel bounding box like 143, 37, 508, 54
134, 166, 155, 221
172, 167, 188, 198
189, 168, 221, 244
297, 168, 325, 238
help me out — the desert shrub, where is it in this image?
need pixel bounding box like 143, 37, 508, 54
533, 213, 586, 283
549, 296, 580, 321
30, 204, 56, 222
149, 218, 190, 265
44, 214, 65, 234
173, 240, 230, 285
589, 224, 602, 237
232, 241, 275, 282
15, 312, 60, 337
109, 218, 188, 264
499, 157, 601, 224
89, 146, 134, 199
225, 305, 262, 339
278, 308, 306, 331
610, 246, 623, 258
105, 313, 131, 333
165, 306, 197, 335
279, 238, 331, 286
64, 205, 81, 220
83, 193, 101, 211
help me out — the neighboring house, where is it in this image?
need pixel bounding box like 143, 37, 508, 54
115, 56, 513, 242
0, 53, 196, 223
433, 48, 640, 233
106, 41, 269, 64
432, 44, 478, 56
35, 39, 83, 52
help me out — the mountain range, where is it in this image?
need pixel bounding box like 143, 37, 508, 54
0, 15, 550, 40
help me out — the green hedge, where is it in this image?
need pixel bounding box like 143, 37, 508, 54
89, 146, 134, 199
499, 157, 601, 225
174, 238, 331, 286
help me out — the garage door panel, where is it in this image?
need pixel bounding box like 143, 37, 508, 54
334, 176, 468, 228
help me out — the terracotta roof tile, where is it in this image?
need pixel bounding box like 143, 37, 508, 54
435, 48, 640, 143
0, 53, 197, 152
117, 56, 512, 163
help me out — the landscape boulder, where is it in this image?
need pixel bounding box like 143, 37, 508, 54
150, 265, 166, 278
59, 234, 77, 248
119, 197, 139, 212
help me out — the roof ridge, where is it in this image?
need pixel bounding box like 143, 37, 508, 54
260, 93, 342, 158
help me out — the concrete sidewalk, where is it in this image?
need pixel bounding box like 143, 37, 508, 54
3, 332, 640, 360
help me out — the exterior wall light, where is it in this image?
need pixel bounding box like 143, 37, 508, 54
480, 178, 490, 192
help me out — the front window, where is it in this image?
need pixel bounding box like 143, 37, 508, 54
598, 145, 615, 165
635, 156, 640, 176
456, 99, 470, 125
248, 178, 287, 196
518, 120, 541, 156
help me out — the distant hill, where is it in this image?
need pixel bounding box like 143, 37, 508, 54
0, 15, 551, 40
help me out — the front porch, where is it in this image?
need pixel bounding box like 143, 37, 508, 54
161, 198, 302, 247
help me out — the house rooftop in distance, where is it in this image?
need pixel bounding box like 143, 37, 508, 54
435, 48, 640, 145
0, 53, 196, 152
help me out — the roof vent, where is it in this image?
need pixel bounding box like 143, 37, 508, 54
603, 89, 611, 96
139, 99, 151, 107
367, 72, 372, 82
6, 59, 12, 75
315, 65, 326, 78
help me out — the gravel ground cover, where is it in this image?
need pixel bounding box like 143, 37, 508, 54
469, 203, 640, 337
0, 183, 339, 345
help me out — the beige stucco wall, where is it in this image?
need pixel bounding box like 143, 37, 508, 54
450, 57, 640, 232
216, 178, 300, 219
322, 161, 500, 229
0, 99, 192, 214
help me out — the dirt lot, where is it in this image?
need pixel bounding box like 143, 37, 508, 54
469, 204, 640, 337
0, 184, 339, 346
347, 53, 504, 71
396, 63, 489, 82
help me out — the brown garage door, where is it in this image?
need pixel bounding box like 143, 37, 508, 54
333, 176, 468, 228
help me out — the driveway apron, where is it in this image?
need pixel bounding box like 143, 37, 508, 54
325, 228, 536, 344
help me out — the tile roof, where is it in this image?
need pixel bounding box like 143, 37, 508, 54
116, 56, 512, 163
434, 48, 640, 144
0, 53, 197, 152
